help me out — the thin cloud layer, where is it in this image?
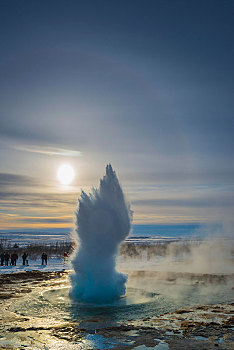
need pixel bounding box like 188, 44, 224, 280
15, 145, 82, 157
0, 173, 36, 187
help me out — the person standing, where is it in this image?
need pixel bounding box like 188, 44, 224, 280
10, 253, 13, 265
4, 252, 10, 266
41, 253, 45, 265
0, 252, 5, 266
11, 251, 18, 266
22, 252, 27, 265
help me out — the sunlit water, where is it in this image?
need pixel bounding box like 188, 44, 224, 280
11, 286, 167, 323
3, 272, 232, 350
10, 281, 233, 325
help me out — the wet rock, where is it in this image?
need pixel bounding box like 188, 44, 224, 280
225, 315, 234, 326
174, 309, 192, 314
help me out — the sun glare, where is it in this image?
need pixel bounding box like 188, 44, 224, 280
57, 164, 75, 185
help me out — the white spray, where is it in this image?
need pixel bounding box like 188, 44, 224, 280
70, 164, 132, 303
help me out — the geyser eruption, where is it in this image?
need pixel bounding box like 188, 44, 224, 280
70, 164, 132, 303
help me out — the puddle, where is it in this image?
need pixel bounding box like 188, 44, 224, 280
217, 336, 225, 343
85, 333, 130, 349
194, 335, 208, 341
165, 331, 174, 335
135, 340, 169, 350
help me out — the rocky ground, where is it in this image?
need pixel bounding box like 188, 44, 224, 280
0, 270, 233, 349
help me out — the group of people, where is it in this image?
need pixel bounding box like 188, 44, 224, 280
0, 251, 19, 266
0, 250, 71, 268
0, 251, 49, 267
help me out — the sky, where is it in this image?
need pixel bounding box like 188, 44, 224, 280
0, 0, 233, 230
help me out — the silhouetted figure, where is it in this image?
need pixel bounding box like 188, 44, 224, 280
22, 252, 28, 265
63, 252, 68, 263
41, 253, 44, 265
44, 253, 47, 265
11, 252, 18, 266
0, 252, 5, 266
4, 252, 10, 266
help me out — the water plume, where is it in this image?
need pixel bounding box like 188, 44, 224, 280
70, 164, 132, 303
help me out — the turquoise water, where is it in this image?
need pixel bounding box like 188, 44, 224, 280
11, 278, 234, 324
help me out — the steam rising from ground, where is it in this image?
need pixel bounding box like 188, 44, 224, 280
70, 164, 131, 303
119, 236, 234, 274
118, 227, 234, 303
118, 222, 233, 272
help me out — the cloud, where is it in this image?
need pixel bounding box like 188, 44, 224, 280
0, 188, 78, 228
0, 191, 77, 208
14, 145, 82, 157
0, 172, 78, 211
123, 170, 234, 185
17, 216, 73, 224
133, 196, 234, 208
0, 173, 36, 187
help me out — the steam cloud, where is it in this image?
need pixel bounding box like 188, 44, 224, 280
70, 164, 132, 303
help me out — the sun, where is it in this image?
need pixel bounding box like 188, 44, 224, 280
57, 164, 75, 185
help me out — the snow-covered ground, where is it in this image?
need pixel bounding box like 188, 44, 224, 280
0, 256, 72, 274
